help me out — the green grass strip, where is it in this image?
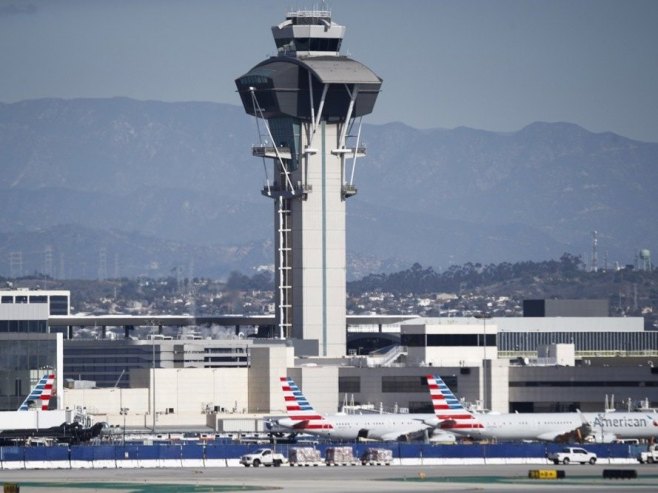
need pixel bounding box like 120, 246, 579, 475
14, 482, 277, 492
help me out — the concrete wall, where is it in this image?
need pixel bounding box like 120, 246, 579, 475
495, 317, 643, 333
487, 359, 509, 413
523, 299, 609, 317
290, 122, 347, 358
404, 318, 498, 366
63, 387, 148, 426
148, 368, 249, 416
288, 365, 339, 414
509, 364, 658, 412
248, 345, 291, 414
0, 302, 49, 320
0, 409, 68, 430
338, 367, 453, 412
64, 367, 250, 427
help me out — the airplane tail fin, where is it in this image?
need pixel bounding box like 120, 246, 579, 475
18, 373, 55, 411
426, 374, 483, 430
279, 376, 332, 430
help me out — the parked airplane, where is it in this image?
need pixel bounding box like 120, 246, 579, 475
268, 376, 455, 442
18, 373, 55, 411
427, 374, 658, 443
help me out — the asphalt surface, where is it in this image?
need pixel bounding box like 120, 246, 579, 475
2, 464, 658, 492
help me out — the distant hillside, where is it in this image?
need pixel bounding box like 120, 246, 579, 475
1, 98, 656, 278
347, 256, 658, 327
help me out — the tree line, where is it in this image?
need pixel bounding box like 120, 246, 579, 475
347, 253, 586, 295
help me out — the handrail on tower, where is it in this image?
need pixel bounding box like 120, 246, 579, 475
248, 87, 296, 194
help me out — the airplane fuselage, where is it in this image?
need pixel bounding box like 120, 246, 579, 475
451, 411, 658, 442
275, 413, 440, 441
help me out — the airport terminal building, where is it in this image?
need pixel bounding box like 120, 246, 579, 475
1, 288, 658, 431
0, 289, 67, 411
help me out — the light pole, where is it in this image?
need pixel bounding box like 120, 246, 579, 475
147, 319, 158, 433
120, 407, 129, 445
474, 312, 492, 410
152, 332, 156, 432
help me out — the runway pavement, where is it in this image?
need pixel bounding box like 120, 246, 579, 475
2, 464, 657, 492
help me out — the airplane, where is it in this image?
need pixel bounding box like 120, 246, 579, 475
268, 376, 456, 442
18, 373, 55, 411
427, 374, 658, 443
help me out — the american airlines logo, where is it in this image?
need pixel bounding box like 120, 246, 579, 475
427, 374, 484, 430
593, 414, 652, 428
280, 376, 333, 430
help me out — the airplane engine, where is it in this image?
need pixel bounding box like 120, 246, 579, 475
357, 429, 370, 440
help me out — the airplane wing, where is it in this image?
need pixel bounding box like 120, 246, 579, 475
291, 420, 310, 430
412, 417, 440, 427
537, 423, 592, 442
374, 423, 438, 442
536, 410, 592, 442
367, 428, 419, 441
378, 431, 406, 441
273, 419, 311, 431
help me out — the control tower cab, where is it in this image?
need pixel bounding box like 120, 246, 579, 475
272, 10, 345, 56
235, 11, 382, 357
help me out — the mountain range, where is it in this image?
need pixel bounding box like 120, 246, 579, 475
1, 98, 656, 279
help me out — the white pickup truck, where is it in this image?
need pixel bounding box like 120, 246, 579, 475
638, 444, 658, 464
239, 448, 288, 467
548, 447, 597, 465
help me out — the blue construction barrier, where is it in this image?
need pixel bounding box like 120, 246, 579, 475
0, 446, 25, 463
205, 443, 255, 460
23, 446, 69, 462
71, 445, 98, 461
181, 444, 204, 460
156, 444, 183, 460
115, 445, 142, 460
1, 441, 641, 468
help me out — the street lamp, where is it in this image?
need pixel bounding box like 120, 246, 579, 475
120, 407, 129, 445
474, 312, 492, 410
148, 320, 157, 433
152, 336, 156, 432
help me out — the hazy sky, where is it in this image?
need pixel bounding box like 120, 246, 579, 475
1, 0, 657, 142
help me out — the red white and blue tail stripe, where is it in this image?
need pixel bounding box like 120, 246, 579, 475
426, 374, 483, 430
280, 376, 333, 430
18, 373, 55, 411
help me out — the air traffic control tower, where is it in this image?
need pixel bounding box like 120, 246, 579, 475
235, 11, 382, 357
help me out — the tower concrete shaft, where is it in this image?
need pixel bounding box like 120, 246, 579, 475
235, 10, 382, 357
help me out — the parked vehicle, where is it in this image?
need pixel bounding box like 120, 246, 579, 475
548, 447, 597, 465
638, 444, 658, 464
239, 448, 287, 467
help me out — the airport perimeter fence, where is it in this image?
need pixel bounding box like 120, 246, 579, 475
0, 442, 642, 469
